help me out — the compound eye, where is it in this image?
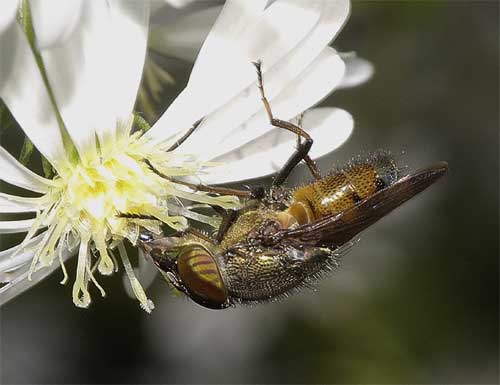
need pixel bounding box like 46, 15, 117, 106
177, 246, 228, 309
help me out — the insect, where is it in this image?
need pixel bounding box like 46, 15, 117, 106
137, 62, 448, 309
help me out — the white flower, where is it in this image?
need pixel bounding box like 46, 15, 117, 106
0, 0, 84, 48
0, 0, 19, 35
149, 3, 221, 63
138, 4, 223, 120
0, 0, 356, 311
160, 0, 199, 10
138, 1, 222, 121
142, 2, 373, 122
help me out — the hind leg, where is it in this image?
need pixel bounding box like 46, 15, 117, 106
253, 61, 321, 186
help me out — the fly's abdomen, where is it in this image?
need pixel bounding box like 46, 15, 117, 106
290, 153, 400, 222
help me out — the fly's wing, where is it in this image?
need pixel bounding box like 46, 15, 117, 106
274, 162, 448, 247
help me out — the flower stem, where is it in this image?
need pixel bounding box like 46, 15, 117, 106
18, 0, 81, 166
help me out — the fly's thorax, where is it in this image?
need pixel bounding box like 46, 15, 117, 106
291, 152, 400, 218
263, 186, 294, 210
219, 209, 280, 249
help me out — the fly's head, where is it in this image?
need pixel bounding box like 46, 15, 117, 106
138, 231, 230, 310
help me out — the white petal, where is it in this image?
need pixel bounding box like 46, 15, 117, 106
0, 219, 35, 234
0, 264, 30, 286
0, 146, 54, 193
40, 1, 149, 158
0, 23, 67, 170
338, 55, 374, 89
146, 0, 323, 143
105, 0, 150, 133
0, 233, 45, 278
184, 47, 345, 160
30, 0, 83, 49
200, 107, 353, 184
0, 0, 18, 35
188, 0, 320, 93
148, 0, 350, 156
0, 192, 45, 213
0, 246, 73, 306
162, 0, 197, 8
149, 6, 221, 62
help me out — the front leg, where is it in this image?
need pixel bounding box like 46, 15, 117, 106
144, 158, 253, 198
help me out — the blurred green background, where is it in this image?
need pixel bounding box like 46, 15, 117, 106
1, 1, 498, 384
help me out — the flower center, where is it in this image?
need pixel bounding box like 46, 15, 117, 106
19, 126, 239, 311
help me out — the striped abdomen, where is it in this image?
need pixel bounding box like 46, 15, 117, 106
282, 153, 400, 226
177, 246, 228, 307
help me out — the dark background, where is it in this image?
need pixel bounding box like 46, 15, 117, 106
1, 1, 498, 384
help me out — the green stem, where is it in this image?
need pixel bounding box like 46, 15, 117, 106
18, 0, 80, 166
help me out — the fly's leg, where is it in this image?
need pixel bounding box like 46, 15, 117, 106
274, 138, 317, 187
293, 112, 320, 183
212, 207, 239, 244
144, 159, 253, 198
253, 61, 321, 186
117, 213, 157, 220
118, 209, 232, 246
166, 118, 203, 152
117, 204, 233, 243
143, 160, 266, 244
183, 227, 216, 243
144, 160, 266, 243
159, 116, 250, 195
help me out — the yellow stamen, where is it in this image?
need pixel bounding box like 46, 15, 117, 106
57, 235, 69, 285
73, 236, 91, 308
118, 242, 154, 313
